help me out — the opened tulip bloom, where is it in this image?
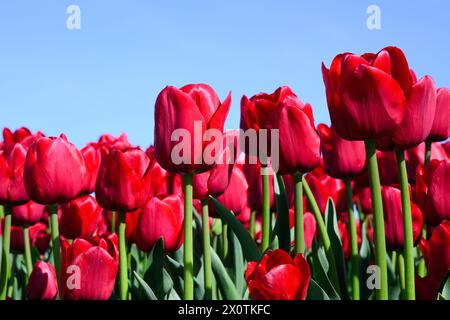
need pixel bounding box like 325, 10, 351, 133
60, 195, 102, 239
27, 261, 58, 300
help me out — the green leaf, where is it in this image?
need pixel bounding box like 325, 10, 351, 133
306, 279, 330, 300
273, 175, 291, 252
30, 246, 41, 267
359, 220, 372, 300
438, 270, 450, 300
228, 231, 245, 296
325, 198, 349, 300
210, 197, 261, 262
165, 255, 205, 300
143, 237, 166, 298
210, 247, 240, 300
133, 271, 158, 300
310, 240, 340, 300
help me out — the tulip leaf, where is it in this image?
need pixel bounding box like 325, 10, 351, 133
165, 255, 205, 300
210, 247, 240, 300
325, 198, 350, 300
438, 270, 450, 300
273, 174, 291, 253
310, 240, 340, 300
228, 231, 245, 296
306, 279, 330, 300
358, 220, 373, 300
144, 237, 169, 299
210, 196, 261, 262
133, 271, 158, 300
30, 246, 41, 267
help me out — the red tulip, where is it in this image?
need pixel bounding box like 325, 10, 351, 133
244, 160, 275, 212
381, 186, 423, 251
10, 222, 50, 254
96, 147, 152, 212
26, 261, 58, 300
2, 127, 43, 149
405, 142, 447, 182
154, 84, 231, 173
355, 150, 399, 187
245, 249, 310, 300
97, 133, 131, 152
61, 236, 118, 300
80, 143, 102, 195
416, 221, 450, 300
355, 187, 373, 215
0, 142, 30, 205
60, 195, 102, 240
415, 159, 450, 226
428, 88, 450, 141
135, 195, 183, 253
288, 209, 316, 251
24, 135, 86, 205
322, 46, 411, 140
442, 141, 450, 156
304, 170, 346, 214
338, 212, 362, 259
146, 146, 182, 197
318, 124, 366, 179
125, 209, 140, 244
11, 200, 46, 226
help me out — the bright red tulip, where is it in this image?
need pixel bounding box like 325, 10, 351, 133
135, 195, 183, 253
154, 84, 231, 173
405, 142, 447, 182
24, 135, 86, 205
245, 249, 310, 300
97, 133, 131, 152
322, 46, 411, 140
26, 261, 58, 300
146, 146, 182, 197
318, 124, 366, 179
428, 88, 450, 141
11, 200, 46, 226
96, 147, 152, 212
243, 160, 275, 212
415, 159, 450, 226
10, 222, 50, 254
80, 143, 102, 195
288, 209, 316, 251
60, 195, 102, 240
2, 127, 43, 149
61, 236, 118, 300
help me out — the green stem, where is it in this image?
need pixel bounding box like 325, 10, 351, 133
111, 211, 116, 233
261, 165, 270, 251
118, 211, 128, 300
302, 178, 340, 294
424, 140, 432, 167
395, 148, 415, 300
182, 173, 194, 300
23, 226, 33, 279
293, 173, 305, 254
201, 199, 213, 300
364, 139, 388, 300
249, 210, 256, 239
398, 252, 406, 299
344, 177, 360, 300
221, 223, 229, 260
0, 205, 11, 300
49, 205, 61, 295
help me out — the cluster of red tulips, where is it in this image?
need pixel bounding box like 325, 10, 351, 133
0, 46, 449, 301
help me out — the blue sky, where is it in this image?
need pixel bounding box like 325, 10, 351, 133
1, 1, 449, 148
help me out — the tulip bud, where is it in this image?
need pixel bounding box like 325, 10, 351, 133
80, 143, 102, 195
11, 200, 46, 227
26, 261, 58, 300
428, 88, 450, 141
60, 195, 102, 239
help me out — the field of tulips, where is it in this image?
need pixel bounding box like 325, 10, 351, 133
0, 46, 449, 302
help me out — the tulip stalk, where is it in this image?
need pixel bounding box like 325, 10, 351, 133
261, 165, 270, 251
364, 140, 388, 300
394, 149, 415, 299
424, 140, 432, 166
201, 199, 213, 300
118, 211, 128, 300
293, 173, 305, 254
343, 177, 360, 300
49, 205, 62, 293
182, 173, 194, 300
0, 205, 12, 300
111, 211, 116, 233
23, 227, 33, 279
249, 210, 256, 239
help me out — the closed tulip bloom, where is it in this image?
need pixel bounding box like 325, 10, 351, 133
11, 200, 46, 226
416, 221, 450, 300
80, 143, 102, 195
318, 124, 366, 179
288, 209, 316, 251
304, 170, 346, 214
244, 161, 275, 212
2, 127, 43, 149
245, 249, 311, 300
428, 88, 450, 141
97, 133, 131, 152
10, 222, 50, 254
154, 84, 231, 173
60, 195, 102, 239
96, 147, 152, 212
415, 159, 450, 226
26, 261, 58, 300
381, 186, 423, 251
405, 142, 447, 182
136, 195, 183, 253
322, 46, 412, 140
61, 236, 118, 300
0, 142, 30, 205
24, 135, 86, 205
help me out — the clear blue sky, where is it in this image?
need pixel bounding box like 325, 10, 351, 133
1, 1, 449, 148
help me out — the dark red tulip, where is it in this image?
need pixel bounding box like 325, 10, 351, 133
97, 133, 131, 152
322, 46, 411, 140
416, 221, 450, 300
356, 150, 399, 187
60, 195, 102, 240
405, 142, 447, 183
442, 141, 450, 156
96, 147, 152, 212
154, 84, 231, 173
355, 187, 373, 215
245, 249, 310, 300
318, 124, 366, 179
338, 212, 362, 259
136, 195, 183, 253
24, 135, 86, 205
381, 186, 423, 251
11, 200, 46, 226
428, 88, 450, 141
26, 261, 58, 300
80, 143, 102, 195
146, 146, 182, 197
0, 142, 30, 205
61, 236, 118, 300
10, 222, 50, 254
125, 209, 140, 244
415, 159, 450, 226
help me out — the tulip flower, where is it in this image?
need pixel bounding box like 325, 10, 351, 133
442, 141, 450, 156
245, 249, 310, 300
97, 133, 131, 152
11, 200, 46, 227
60, 195, 102, 240
416, 221, 450, 300
26, 261, 58, 300
337, 212, 362, 260
80, 143, 102, 195
405, 142, 447, 182
136, 195, 183, 253
428, 88, 450, 142
2, 127, 43, 149
146, 146, 182, 197
10, 222, 50, 254
287, 209, 316, 251
61, 236, 118, 300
